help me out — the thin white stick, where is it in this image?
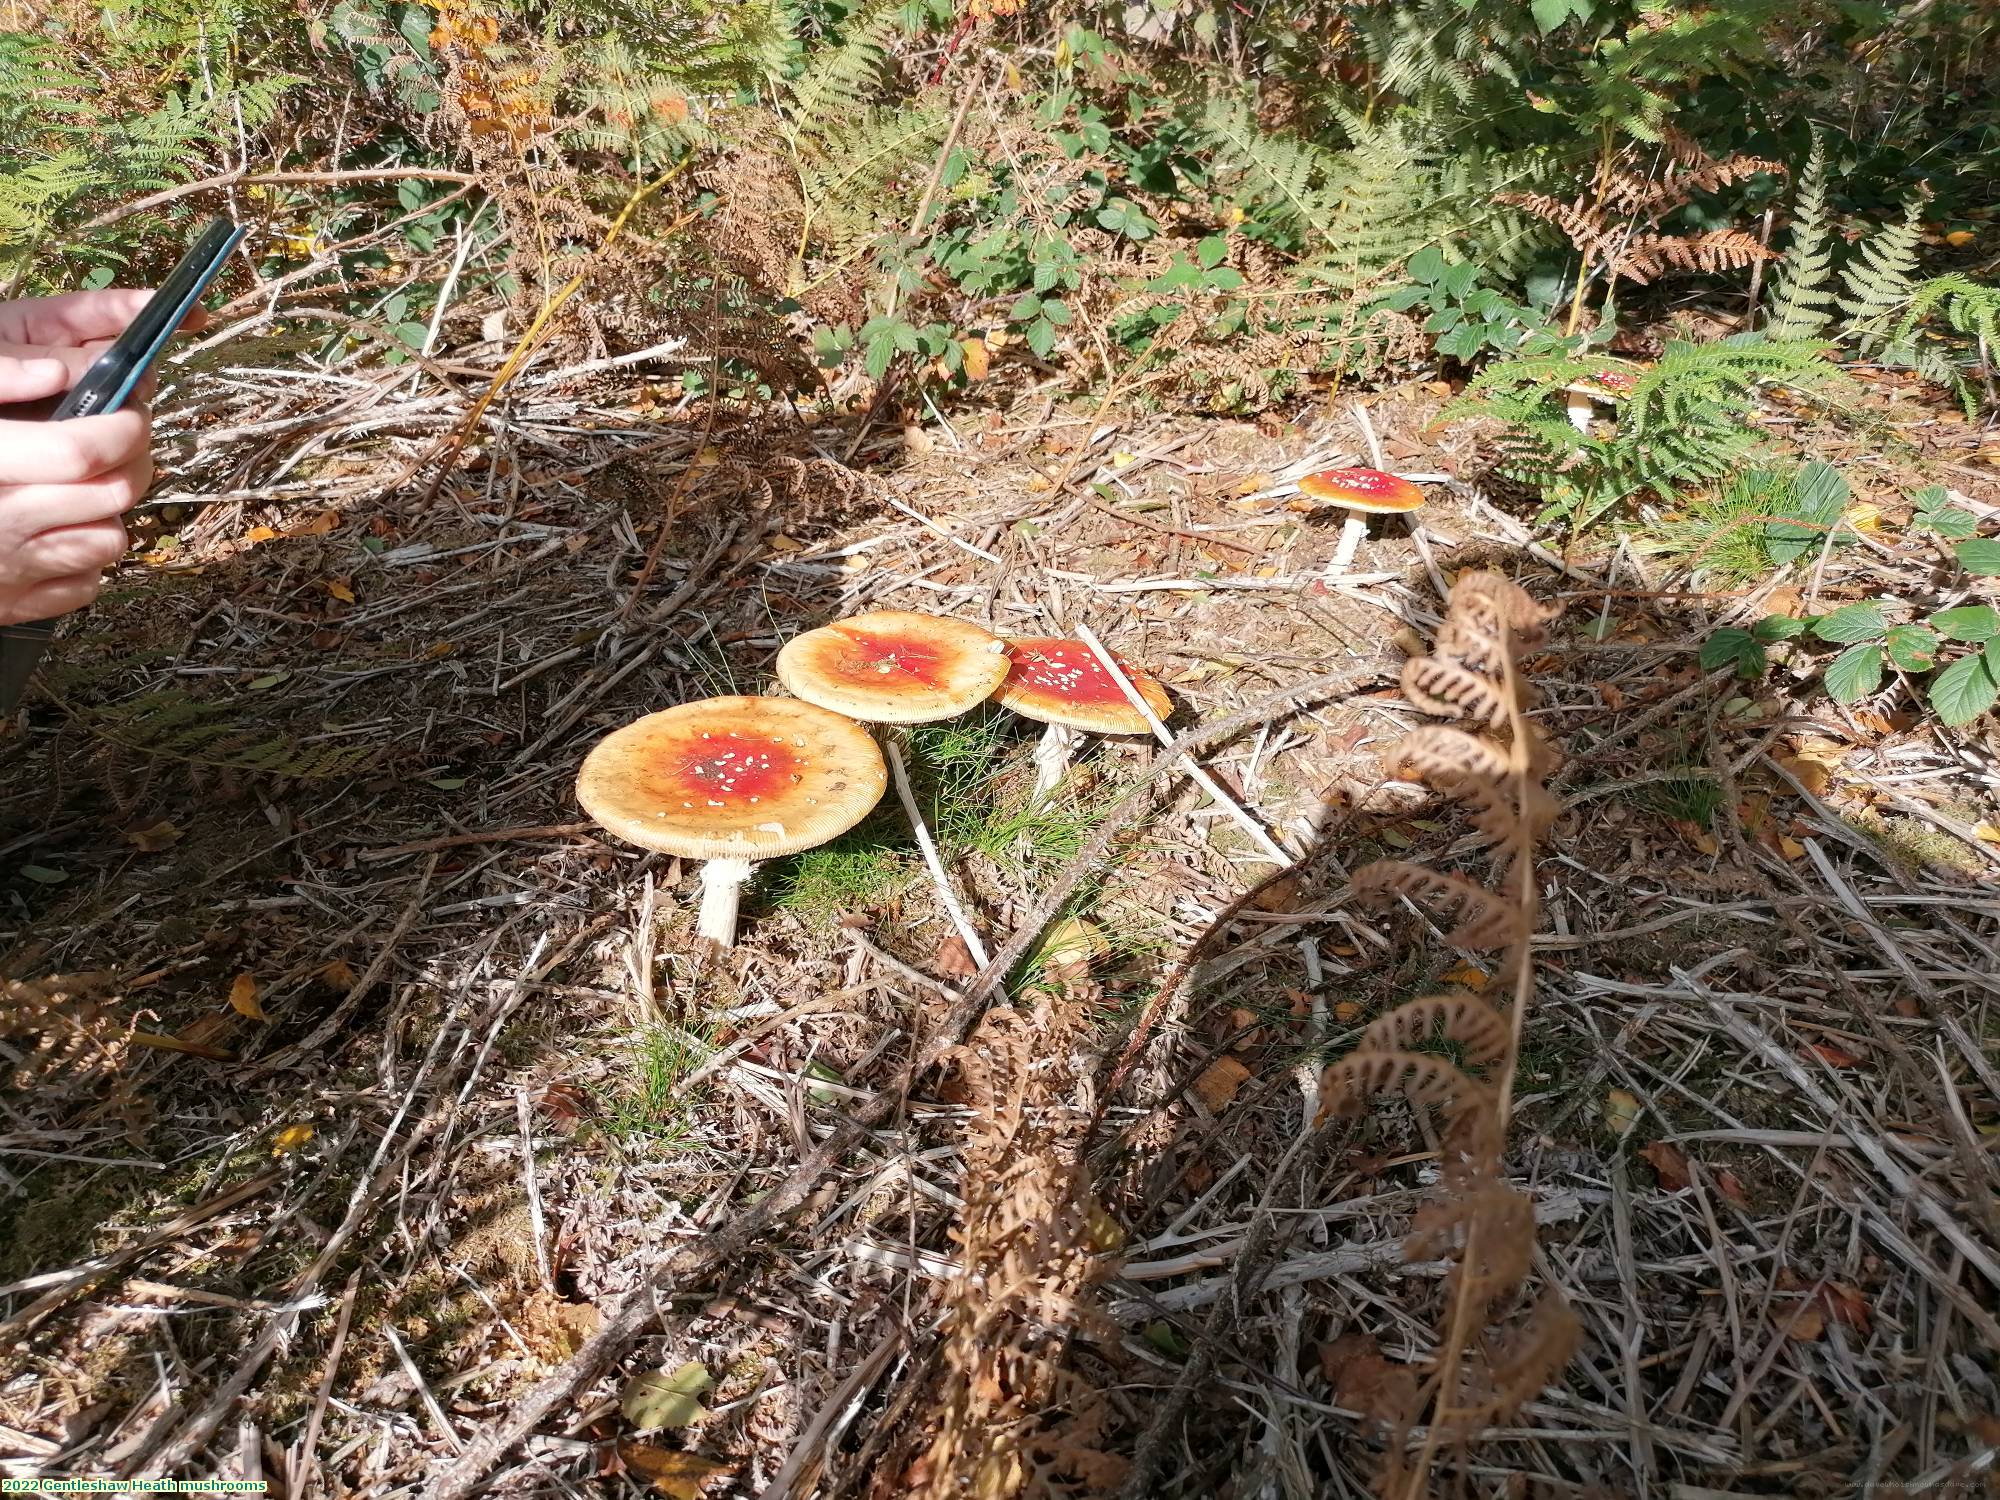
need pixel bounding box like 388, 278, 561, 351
1074, 624, 1292, 866
1349, 400, 1388, 469
884, 738, 991, 969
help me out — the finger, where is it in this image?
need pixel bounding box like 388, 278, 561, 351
16, 517, 130, 578
0, 410, 150, 485
0, 355, 74, 404
0, 342, 100, 385
0, 454, 154, 543
0, 571, 102, 624
0, 289, 155, 347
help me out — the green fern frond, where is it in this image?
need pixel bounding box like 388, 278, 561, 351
1838, 193, 1925, 337
785, 0, 905, 133
1767, 130, 1835, 340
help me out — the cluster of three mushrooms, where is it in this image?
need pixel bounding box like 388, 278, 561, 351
576, 610, 1171, 947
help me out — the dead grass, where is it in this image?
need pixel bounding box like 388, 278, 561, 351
0, 309, 1997, 1500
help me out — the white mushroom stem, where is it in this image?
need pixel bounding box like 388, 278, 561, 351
1030, 721, 1082, 801
696, 856, 754, 948
1563, 386, 1596, 434
885, 738, 991, 971
1328, 515, 1369, 574
1074, 624, 1292, 866
1331, 399, 1388, 577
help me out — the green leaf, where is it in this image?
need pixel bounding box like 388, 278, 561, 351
1025, 318, 1057, 358
1929, 604, 2000, 642
1927, 650, 2000, 726
1042, 299, 1072, 326
1762, 461, 1847, 565
1700, 628, 1764, 678
1011, 292, 1043, 320
620, 1362, 712, 1431
1884, 623, 1939, 672
1811, 602, 1887, 643
17, 864, 68, 884
1530, 0, 1571, 31
1752, 614, 1807, 642
1823, 642, 1883, 703
1196, 234, 1228, 270
1955, 538, 2000, 575
1406, 245, 1446, 284
1926, 507, 1980, 538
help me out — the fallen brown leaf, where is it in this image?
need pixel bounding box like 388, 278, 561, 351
1782, 1301, 1826, 1342
1819, 1282, 1872, 1333
1638, 1139, 1691, 1192
1804, 1040, 1861, 1068
316, 959, 358, 991
124, 818, 182, 853
1318, 1332, 1418, 1424
1193, 1055, 1252, 1114
617, 1442, 731, 1499
228, 972, 267, 1022
931, 934, 979, 979
1714, 1168, 1751, 1208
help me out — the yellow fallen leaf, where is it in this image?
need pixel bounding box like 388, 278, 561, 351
1037, 917, 1108, 977
1779, 834, 1807, 859
1111, 449, 1138, 468
622, 1362, 712, 1430
289, 509, 341, 537
1439, 961, 1489, 989
271, 1124, 315, 1155
1603, 1088, 1642, 1137
1193, 1055, 1252, 1114
243, 525, 280, 545
960, 336, 990, 381
765, 534, 804, 554
1945, 228, 1977, 248
1024, 473, 1053, 492
228, 972, 267, 1023
317, 959, 358, 991
1972, 821, 2000, 846
1843, 502, 1884, 534
325, 577, 356, 604
984, 327, 1010, 351
1234, 471, 1276, 496
1332, 1000, 1365, 1023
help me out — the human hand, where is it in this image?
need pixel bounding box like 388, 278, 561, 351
0, 288, 210, 403
0, 355, 152, 623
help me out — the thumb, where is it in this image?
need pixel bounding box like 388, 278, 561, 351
0, 355, 73, 404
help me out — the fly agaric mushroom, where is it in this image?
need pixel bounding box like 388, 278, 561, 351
576, 696, 886, 947
1562, 368, 1639, 433
776, 610, 1009, 724
993, 636, 1173, 799
1296, 466, 1427, 575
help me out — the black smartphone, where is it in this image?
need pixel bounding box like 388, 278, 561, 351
0, 216, 244, 714
50, 217, 245, 419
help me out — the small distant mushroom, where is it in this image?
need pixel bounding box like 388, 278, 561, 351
1562, 368, 1639, 434
993, 636, 1173, 799
575, 696, 887, 948
776, 609, 1009, 724
1296, 467, 1427, 575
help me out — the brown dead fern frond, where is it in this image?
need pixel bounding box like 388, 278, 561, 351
915, 997, 1125, 1499
1353, 861, 1517, 951
1322, 571, 1570, 1497
0, 971, 147, 1140
1359, 994, 1511, 1068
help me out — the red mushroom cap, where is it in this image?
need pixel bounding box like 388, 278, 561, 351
776, 610, 1009, 724
576, 696, 886, 859
1296, 467, 1425, 515
993, 637, 1172, 735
